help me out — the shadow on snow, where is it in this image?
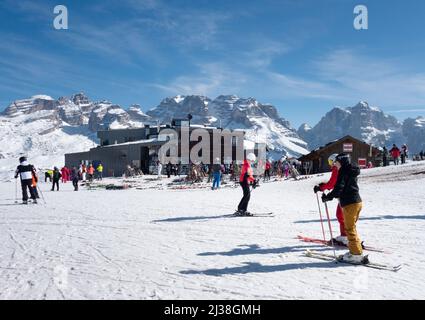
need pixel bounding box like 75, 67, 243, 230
151, 213, 238, 223
180, 244, 345, 276
198, 244, 320, 256
180, 260, 346, 276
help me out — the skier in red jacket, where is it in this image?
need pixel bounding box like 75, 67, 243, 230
389, 144, 401, 165
264, 159, 271, 181
236, 153, 258, 216
314, 154, 347, 245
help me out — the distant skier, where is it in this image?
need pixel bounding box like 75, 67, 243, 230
321, 153, 365, 263
401, 144, 408, 164
31, 169, 40, 199
61, 166, 69, 183
236, 153, 258, 216
96, 163, 104, 180
14, 156, 38, 204
389, 144, 401, 165
264, 159, 271, 182
211, 158, 222, 190
87, 164, 95, 182
70, 167, 79, 191
166, 162, 172, 178
382, 146, 388, 167
51, 167, 62, 191
314, 154, 347, 245
81, 164, 87, 181
45, 169, 53, 182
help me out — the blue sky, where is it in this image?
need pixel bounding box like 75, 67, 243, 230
1, 0, 425, 128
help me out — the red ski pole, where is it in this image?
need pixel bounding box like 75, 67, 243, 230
315, 193, 326, 242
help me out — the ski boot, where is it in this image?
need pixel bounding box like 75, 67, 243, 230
22, 200, 28, 205
234, 209, 246, 216
329, 235, 348, 246
338, 252, 369, 264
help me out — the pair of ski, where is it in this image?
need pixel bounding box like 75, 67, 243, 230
229, 212, 274, 217
297, 235, 385, 253
304, 249, 402, 272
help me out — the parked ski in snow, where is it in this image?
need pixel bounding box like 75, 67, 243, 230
297, 235, 385, 253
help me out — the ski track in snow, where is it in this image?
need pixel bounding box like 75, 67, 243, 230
0, 162, 425, 299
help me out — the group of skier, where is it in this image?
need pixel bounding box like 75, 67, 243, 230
15, 158, 106, 201
382, 144, 409, 166
12, 149, 369, 264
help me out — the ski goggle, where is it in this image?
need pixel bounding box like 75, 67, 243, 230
328, 159, 334, 166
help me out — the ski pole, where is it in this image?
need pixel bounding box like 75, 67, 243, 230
14, 178, 18, 204
36, 185, 47, 205
324, 202, 337, 259
315, 193, 326, 242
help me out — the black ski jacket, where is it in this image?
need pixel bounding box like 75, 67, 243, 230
15, 163, 36, 181
327, 164, 362, 207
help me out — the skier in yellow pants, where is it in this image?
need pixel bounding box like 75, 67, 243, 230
322, 153, 365, 263
343, 202, 363, 256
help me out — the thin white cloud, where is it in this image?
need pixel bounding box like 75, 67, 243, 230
312, 49, 425, 107
151, 63, 247, 97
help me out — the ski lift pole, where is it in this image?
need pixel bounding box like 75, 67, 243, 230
315, 193, 326, 242
324, 201, 337, 259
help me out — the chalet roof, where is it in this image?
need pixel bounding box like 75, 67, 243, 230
299, 135, 380, 161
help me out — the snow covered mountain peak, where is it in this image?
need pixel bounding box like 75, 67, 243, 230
298, 101, 404, 150
0, 93, 151, 180
2, 95, 57, 117
147, 94, 309, 157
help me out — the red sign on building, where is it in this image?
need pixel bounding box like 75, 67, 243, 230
358, 158, 367, 168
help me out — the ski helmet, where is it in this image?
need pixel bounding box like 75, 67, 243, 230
246, 153, 256, 162
328, 153, 338, 166
335, 153, 350, 167
19, 156, 27, 163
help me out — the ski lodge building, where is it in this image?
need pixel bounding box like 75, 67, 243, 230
65, 119, 248, 177
298, 135, 381, 174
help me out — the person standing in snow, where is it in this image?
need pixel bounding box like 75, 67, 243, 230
236, 153, 258, 216
70, 167, 79, 191
382, 146, 389, 167
51, 167, 62, 191
96, 163, 103, 180
264, 159, 271, 182
389, 144, 401, 165
314, 154, 347, 245
81, 163, 87, 181
31, 169, 40, 199
61, 166, 68, 183
211, 158, 222, 190
401, 144, 408, 164
14, 157, 38, 204
166, 162, 172, 178
87, 164, 95, 182
321, 153, 365, 263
